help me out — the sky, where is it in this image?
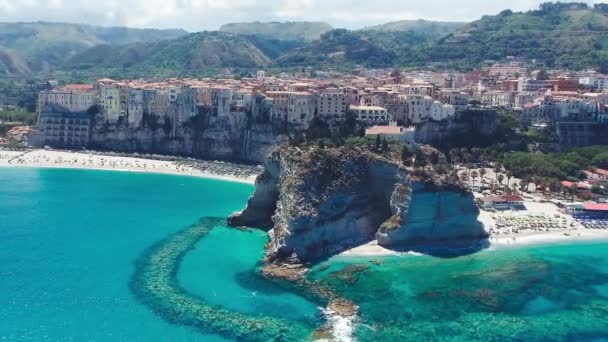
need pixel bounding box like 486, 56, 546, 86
0, 0, 604, 31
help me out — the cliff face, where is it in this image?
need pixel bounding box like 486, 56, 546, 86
415, 109, 497, 147
229, 146, 489, 263
90, 121, 287, 164
377, 182, 488, 246
231, 147, 405, 262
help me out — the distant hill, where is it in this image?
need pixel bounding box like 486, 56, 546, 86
360, 19, 466, 34
406, 3, 608, 70
219, 21, 333, 41
0, 21, 188, 75
67, 32, 274, 76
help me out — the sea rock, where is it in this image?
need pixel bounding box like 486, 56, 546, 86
230, 146, 405, 262
229, 146, 489, 262
377, 181, 488, 246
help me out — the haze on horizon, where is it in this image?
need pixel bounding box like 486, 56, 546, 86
0, 0, 604, 32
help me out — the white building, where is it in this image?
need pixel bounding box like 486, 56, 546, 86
350, 105, 391, 124
365, 122, 416, 146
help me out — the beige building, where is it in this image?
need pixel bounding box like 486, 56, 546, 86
38, 90, 96, 115
268, 91, 316, 128
317, 88, 347, 122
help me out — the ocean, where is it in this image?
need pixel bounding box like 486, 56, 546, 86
2, 167, 608, 341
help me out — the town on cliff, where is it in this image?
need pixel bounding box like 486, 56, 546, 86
3, 62, 608, 262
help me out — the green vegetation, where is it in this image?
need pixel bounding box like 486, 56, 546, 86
503, 146, 608, 185
360, 19, 465, 34
0, 108, 36, 125
0, 22, 188, 76
407, 2, 608, 70
219, 21, 333, 41
4, 3, 608, 76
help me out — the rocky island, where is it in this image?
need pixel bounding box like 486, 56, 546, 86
229, 145, 489, 263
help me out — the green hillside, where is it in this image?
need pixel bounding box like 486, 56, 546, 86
0, 21, 188, 75
219, 21, 333, 41
360, 19, 466, 34
66, 32, 274, 76
406, 3, 608, 70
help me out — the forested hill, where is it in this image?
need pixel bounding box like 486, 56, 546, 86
5, 3, 608, 77
360, 19, 466, 34
0, 22, 188, 76
404, 2, 608, 70
219, 21, 333, 41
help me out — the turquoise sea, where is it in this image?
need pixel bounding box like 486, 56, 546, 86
2, 167, 608, 341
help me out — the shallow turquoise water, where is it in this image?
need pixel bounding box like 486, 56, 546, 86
4, 167, 608, 341
309, 243, 608, 341
0, 168, 318, 341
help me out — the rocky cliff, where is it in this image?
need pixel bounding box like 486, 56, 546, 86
415, 108, 497, 148
90, 120, 287, 164
229, 146, 489, 263
376, 181, 488, 246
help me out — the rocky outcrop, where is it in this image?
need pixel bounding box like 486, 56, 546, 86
230, 146, 405, 262
377, 181, 488, 246
415, 108, 497, 148
229, 146, 489, 263
228, 155, 281, 229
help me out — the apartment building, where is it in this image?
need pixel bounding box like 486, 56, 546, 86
37, 89, 96, 115
267, 91, 316, 128
30, 105, 91, 148
317, 88, 347, 122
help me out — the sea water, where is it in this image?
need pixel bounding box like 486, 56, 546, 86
3, 167, 608, 341
0, 168, 318, 341
309, 243, 608, 341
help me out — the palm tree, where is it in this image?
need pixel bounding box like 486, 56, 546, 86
479, 168, 487, 188
494, 163, 502, 185
506, 171, 513, 192
498, 174, 505, 192
471, 170, 479, 187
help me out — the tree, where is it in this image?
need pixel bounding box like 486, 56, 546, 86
449, 148, 460, 165
536, 69, 549, 80
479, 168, 487, 187
430, 152, 440, 165
592, 152, 608, 169
401, 146, 413, 166
460, 172, 470, 183
375, 134, 381, 152
494, 163, 503, 185
471, 171, 479, 186
414, 150, 427, 168
498, 174, 505, 190
506, 171, 513, 192
381, 137, 389, 152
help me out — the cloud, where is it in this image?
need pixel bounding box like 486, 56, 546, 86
0, 0, 603, 31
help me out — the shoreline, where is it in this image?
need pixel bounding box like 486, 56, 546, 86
0, 149, 259, 185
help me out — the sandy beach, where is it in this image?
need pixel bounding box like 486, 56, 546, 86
340, 199, 608, 258
0, 149, 260, 184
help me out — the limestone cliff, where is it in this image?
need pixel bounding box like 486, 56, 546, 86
230, 146, 404, 262
376, 181, 488, 246
90, 120, 287, 164
415, 108, 497, 148
229, 146, 489, 262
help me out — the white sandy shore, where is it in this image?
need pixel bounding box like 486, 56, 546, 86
0, 149, 259, 184
340, 199, 608, 257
